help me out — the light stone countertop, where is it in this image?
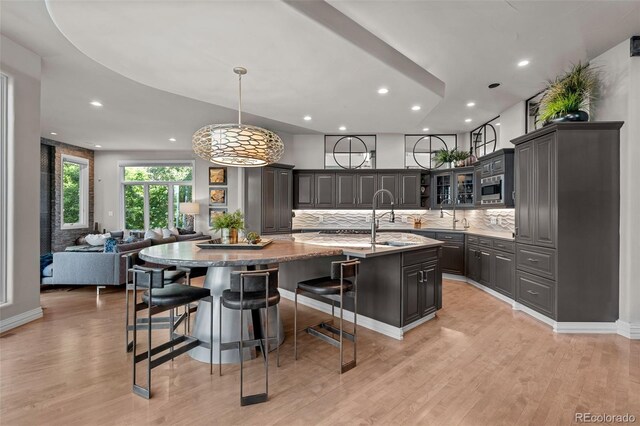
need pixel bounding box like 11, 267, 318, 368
293, 227, 515, 241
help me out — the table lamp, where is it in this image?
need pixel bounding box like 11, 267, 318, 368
179, 202, 200, 231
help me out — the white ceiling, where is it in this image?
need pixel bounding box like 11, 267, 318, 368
1, 1, 639, 151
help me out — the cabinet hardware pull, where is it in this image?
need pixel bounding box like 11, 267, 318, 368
527, 258, 539, 263
353, 197, 356, 204
418, 271, 424, 283
423, 270, 428, 284
526, 290, 539, 295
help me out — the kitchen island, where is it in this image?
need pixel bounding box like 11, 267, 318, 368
139, 232, 443, 364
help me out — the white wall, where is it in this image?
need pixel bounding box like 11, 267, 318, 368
94, 151, 242, 235
591, 39, 640, 332
0, 35, 43, 331
498, 101, 525, 147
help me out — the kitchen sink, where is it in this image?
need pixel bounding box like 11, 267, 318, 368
377, 241, 419, 247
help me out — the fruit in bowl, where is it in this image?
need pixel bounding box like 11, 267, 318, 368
246, 232, 262, 244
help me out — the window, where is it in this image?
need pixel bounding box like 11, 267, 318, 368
61, 155, 89, 229
121, 163, 194, 231
1, 73, 8, 304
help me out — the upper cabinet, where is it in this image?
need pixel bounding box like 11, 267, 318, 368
293, 170, 420, 210
431, 167, 475, 209
477, 148, 515, 208
245, 164, 293, 235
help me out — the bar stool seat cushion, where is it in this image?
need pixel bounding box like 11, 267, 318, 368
164, 270, 186, 283
221, 290, 280, 311
142, 284, 210, 307
297, 277, 353, 296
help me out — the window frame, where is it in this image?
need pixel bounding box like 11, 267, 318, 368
1, 73, 9, 305
60, 154, 89, 230
118, 160, 195, 231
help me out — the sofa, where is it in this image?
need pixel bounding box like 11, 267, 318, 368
41, 233, 209, 286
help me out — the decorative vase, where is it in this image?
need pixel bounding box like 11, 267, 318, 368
221, 228, 230, 244
229, 228, 239, 244
549, 110, 589, 124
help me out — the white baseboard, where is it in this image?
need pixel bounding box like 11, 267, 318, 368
0, 307, 43, 334
616, 320, 640, 340
279, 289, 433, 340
448, 274, 635, 339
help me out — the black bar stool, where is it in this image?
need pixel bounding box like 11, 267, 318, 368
294, 259, 359, 374
131, 265, 214, 399
123, 252, 192, 352
219, 268, 280, 406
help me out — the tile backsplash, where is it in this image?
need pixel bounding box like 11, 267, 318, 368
292, 208, 515, 233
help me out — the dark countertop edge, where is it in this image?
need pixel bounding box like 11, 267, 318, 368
292, 228, 515, 241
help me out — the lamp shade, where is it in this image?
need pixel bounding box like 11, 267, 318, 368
179, 202, 200, 215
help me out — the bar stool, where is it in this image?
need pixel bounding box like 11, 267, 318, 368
219, 268, 280, 406
123, 252, 192, 352
131, 264, 214, 399
294, 259, 360, 374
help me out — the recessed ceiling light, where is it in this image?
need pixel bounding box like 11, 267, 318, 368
377, 87, 389, 95
94, 144, 102, 148
169, 138, 177, 142
518, 59, 530, 67
465, 118, 472, 123
488, 83, 501, 89
90, 100, 103, 107
422, 127, 430, 132
339, 126, 346, 131
466, 102, 475, 107
50, 132, 57, 136
496, 123, 501, 126
303, 115, 312, 121
411, 105, 421, 111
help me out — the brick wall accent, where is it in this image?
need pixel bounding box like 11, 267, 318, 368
41, 138, 95, 252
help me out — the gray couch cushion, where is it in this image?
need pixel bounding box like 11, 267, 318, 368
118, 239, 152, 253
150, 236, 177, 245
176, 232, 205, 242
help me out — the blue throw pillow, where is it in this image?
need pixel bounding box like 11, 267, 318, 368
104, 238, 118, 253
40, 253, 53, 276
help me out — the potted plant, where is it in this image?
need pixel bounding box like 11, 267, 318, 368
451, 149, 471, 167
434, 148, 456, 169
211, 210, 244, 244
537, 62, 599, 125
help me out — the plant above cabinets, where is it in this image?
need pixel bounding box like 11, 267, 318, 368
434, 149, 471, 169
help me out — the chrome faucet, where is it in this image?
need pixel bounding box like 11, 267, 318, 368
371, 189, 395, 244
439, 197, 460, 230
461, 217, 470, 229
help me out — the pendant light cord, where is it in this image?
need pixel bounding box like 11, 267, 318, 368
238, 72, 242, 125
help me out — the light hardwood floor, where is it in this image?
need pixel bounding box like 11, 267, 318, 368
1, 279, 638, 425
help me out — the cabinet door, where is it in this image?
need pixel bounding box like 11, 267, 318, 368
481, 160, 493, 177
336, 173, 356, 208
533, 133, 557, 248
294, 172, 314, 209
432, 172, 453, 208
441, 243, 464, 275
421, 261, 438, 316
377, 173, 398, 208
315, 173, 335, 208
402, 265, 422, 325
474, 165, 482, 207
492, 156, 505, 175
466, 245, 480, 281
479, 249, 492, 287
515, 141, 534, 244
454, 170, 474, 207
276, 169, 292, 232
356, 173, 377, 208
262, 168, 277, 233
493, 251, 515, 298
399, 172, 421, 208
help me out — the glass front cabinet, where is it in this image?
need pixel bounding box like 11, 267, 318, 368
431, 166, 475, 209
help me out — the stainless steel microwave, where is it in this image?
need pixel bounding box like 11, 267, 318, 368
481, 174, 504, 205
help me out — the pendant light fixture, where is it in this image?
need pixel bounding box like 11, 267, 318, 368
192, 67, 284, 167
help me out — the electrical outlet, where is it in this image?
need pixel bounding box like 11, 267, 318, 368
318, 215, 323, 223
498, 217, 503, 226
490, 217, 497, 225
365, 215, 371, 223
108, 211, 113, 217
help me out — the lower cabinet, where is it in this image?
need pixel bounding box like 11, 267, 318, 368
465, 236, 516, 299
436, 232, 464, 275
402, 249, 441, 326
493, 251, 515, 298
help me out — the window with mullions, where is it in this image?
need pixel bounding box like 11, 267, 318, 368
470, 116, 500, 159
61, 155, 89, 229
121, 163, 194, 231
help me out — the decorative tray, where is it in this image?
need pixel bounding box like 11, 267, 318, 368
196, 239, 273, 250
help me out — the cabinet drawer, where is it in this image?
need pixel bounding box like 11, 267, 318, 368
466, 235, 479, 245
516, 244, 556, 280
436, 232, 464, 243
413, 231, 436, 239
403, 248, 439, 267
516, 271, 556, 319
478, 238, 493, 248
492, 239, 515, 253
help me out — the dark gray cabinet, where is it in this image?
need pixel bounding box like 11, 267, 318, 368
421, 260, 439, 316
436, 232, 464, 275
494, 251, 515, 298
315, 173, 335, 208
336, 173, 357, 208
512, 122, 623, 322
402, 264, 421, 324
466, 244, 480, 282
478, 249, 492, 287
432, 167, 475, 209
399, 172, 421, 208
465, 234, 516, 298
402, 248, 441, 326
293, 172, 314, 209
377, 173, 398, 208
356, 173, 377, 208
245, 164, 293, 235
474, 165, 482, 207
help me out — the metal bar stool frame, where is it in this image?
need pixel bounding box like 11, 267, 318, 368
131, 265, 214, 399
218, 268, 280, 406
294, 259, 360, 374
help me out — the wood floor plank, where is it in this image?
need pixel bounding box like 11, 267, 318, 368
1, 279, 638, 425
